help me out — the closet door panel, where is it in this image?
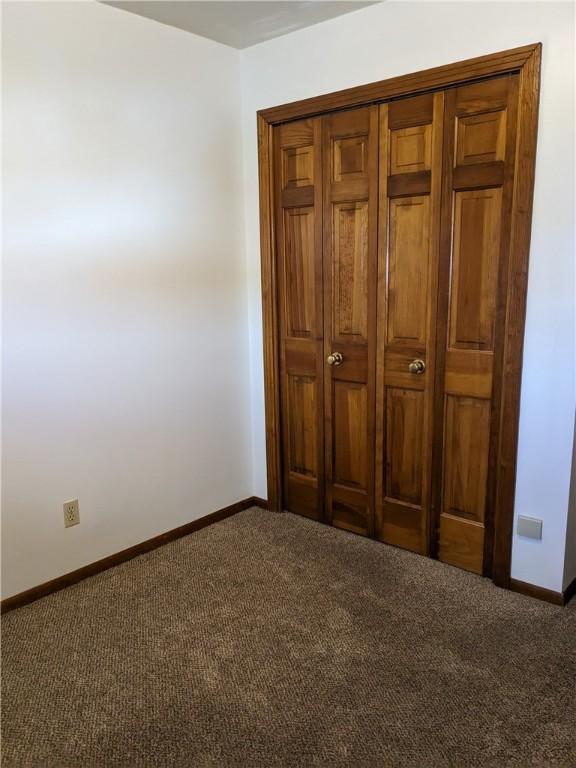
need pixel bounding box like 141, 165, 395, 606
276, 118, 325, 521
386, 387, 424, 505
375, 93, 444, 554
333, 380, 368, 488
332, 201, 369, 340
449, 189, 502, 349
283, 208, 317, 337
456, 111, 506, 166
286, 374, 318, 477
390, 124, 432, 175
435, 75, 519, 574
443, 395, 491, 522
323, 106, 378, 536
387, 195, 430, 343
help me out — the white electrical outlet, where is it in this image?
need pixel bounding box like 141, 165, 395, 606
63, 499, 80, 528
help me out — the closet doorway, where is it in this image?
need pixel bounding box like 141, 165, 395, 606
258, 45, 541, 590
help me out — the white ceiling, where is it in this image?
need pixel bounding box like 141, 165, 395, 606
103, 1, 379, 49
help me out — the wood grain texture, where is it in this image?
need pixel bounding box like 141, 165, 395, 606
385, 388, 424, 504
283, 145, 314, 188
287, 375, 317, 476
439, 513, 485, 574
276, 118, 325, 521
449, 188, 502, 350
453, 162, 505, 191
332, 202, 369, 339
387, 196, 430, 343
258, 115, 282, 513
456, 110, 507, 166
434, 72, 530, 578
390, 125, 432, 174
283, 209, 316, 336
388, 93, 434, 129
375, 92, 443, 555
333, 381, 368, 488
482, 75, 520, 576
443, 396, 490, 522
323, 105, 378, 537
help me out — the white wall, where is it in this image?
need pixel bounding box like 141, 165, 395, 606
241, 2, 575, 592
2, 1, 251, 598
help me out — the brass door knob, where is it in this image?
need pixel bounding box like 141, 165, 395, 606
327, 352, 344, 366
408, 359, 426, 374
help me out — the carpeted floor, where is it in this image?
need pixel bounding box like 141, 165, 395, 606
2, 508, 575, 767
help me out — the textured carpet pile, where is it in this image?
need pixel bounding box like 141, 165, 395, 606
2, 507, 575, 766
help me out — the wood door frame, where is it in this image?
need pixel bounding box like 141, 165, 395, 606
257, 43, 542, 589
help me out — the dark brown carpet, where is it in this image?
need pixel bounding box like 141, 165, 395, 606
2, 508, 575, 767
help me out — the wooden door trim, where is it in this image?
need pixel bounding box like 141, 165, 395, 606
258, 44, 542, 590
258, 44, 540, 124
258, 115, 282, 514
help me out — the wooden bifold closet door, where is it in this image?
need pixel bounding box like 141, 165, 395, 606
275, 106, 378, 537
272, 63, 531, 581
375, 92, 444, 556
322, 107, 378, 537
434, 75, 520, 575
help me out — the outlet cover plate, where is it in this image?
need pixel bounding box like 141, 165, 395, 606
517, 515, 542, 540
63, 499, 80, 528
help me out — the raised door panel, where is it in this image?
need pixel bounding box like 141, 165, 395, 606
283, 146, 315, 188
390, 124, 432, 175
284, 208, 316, 337
276, 118, 324, 521
438, 514, 485, 575
456, 111, 507, 166
333, 202, 369, 340
449, 189, 502, 350
435, 75, 519, 575
323, 106, 378, 537
333, 136, 368, 182
439, 395, 490, 575
376, 93, 443, 555
385, 388, 424, 505
387, 196, 430, 344
443, 395, 490, 522
333, 381, 368, 488
287, 375, 318, 477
